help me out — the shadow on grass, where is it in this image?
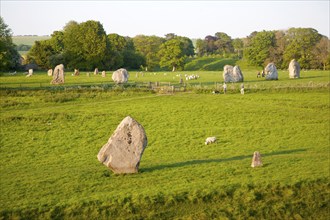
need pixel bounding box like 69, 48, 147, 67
141, 148, 306, 173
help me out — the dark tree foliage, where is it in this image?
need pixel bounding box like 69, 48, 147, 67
0, 17, 21, 71
133, 35, 165, 71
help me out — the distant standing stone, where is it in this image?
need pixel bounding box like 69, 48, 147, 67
265, 63, 278, 80
289, 59, 300, 79
26, 69, 33, 77
251, 151, 263, 167
74, 69, 80, 76
94, 68, 99, 75
47, 69, 53, 76
97, 116, 148, 174
102, 71, 106, 77
51, 64, 65, 84
112, 68, 129, 84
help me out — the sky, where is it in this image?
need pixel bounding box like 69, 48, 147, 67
1, 0, 329, 39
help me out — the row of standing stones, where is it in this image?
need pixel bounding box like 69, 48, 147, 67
223, 59, 300, 83
97, 116, 262, 174
49, 64, 129, 85
47, 59, 300, 85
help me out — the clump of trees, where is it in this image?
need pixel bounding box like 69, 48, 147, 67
26, 21, 194, 71
1, 16, 329, 72
0, 17, 21, 71
195, 32, 244, 59
244, 28, 330, 70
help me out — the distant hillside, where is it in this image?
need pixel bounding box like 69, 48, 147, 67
12, 35, 51, 46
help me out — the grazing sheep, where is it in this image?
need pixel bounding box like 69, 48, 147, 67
205, 137, 217, 145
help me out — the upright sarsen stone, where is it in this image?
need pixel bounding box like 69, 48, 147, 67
97, 116, 148, 174
223, 65, 244, 82
51, 64, 65, 84
265, 63, 278, 80
251, 151, 263, 168
112, 68, 129, 84
289, 59, 300, 78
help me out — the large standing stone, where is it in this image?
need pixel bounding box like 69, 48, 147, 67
97, 116, 148, 174
289, 59, 300, 79
233, 65, 244, 82
264, 63, 278, 80
101, 71, 106, 77
223, 65, 244, 82
251, 151, 262, 167
51, 64, 65, 84
112, 68, 129, 84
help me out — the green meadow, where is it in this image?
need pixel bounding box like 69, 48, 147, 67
0, 69, 329, 219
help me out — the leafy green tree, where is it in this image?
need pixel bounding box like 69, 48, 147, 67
232, 38, 243, 59
62, 21, 82, 69
214, 32, 233, 56
176, 36, 195, 57
283, 28, 321, 69
0, 17, 21, 71
50, 31, 64, 53
133, 35, 164, 71
311, 36, 330, 70
158, 38, 186, 71
62, 20, 111, 70
244, 30, 276, 67
27, 40, 55, 69
195, 39, 207, 56
78, 20, 110, 70
122, 37, 145, 69
107, 33, 126, 68
27, 31, 65, 69
269, 31, 286, 69
108, 34, 145, 70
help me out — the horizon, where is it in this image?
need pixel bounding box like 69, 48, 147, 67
1, 1, 329, 39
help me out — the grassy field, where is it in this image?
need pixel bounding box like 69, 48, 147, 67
0, 70, 329, 219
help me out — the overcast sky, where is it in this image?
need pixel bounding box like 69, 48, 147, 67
1, 0, 329, 39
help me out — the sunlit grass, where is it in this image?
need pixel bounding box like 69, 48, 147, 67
0, 71, 329, 219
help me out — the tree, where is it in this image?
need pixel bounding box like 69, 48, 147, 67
62, 20, 111, 70
311, 36, 330, 70
232, 38, 243, 59
122, 37, 145, 70
27, 40, 55, 69
176, 36, 195, 57
283, 28, 321, 69
269, 31, 286, 69
244, 30, 276, 67
27, 31, 65, 69
204, 35, 218, 54
0, 17, 21, 71
158, 38, 186, 71
195, 39, 207, 56
107, 33, 126, 68
214, 32, 233, 56
62, 21, 83, 69
133, 35, 164, 71
79, 20, 110, 70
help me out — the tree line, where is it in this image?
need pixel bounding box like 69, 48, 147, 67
1, 17, 329, 72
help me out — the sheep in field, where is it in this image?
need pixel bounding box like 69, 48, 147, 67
205, 137, 217, 145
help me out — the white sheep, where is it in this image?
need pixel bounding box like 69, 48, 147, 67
205, 137, 217, 145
